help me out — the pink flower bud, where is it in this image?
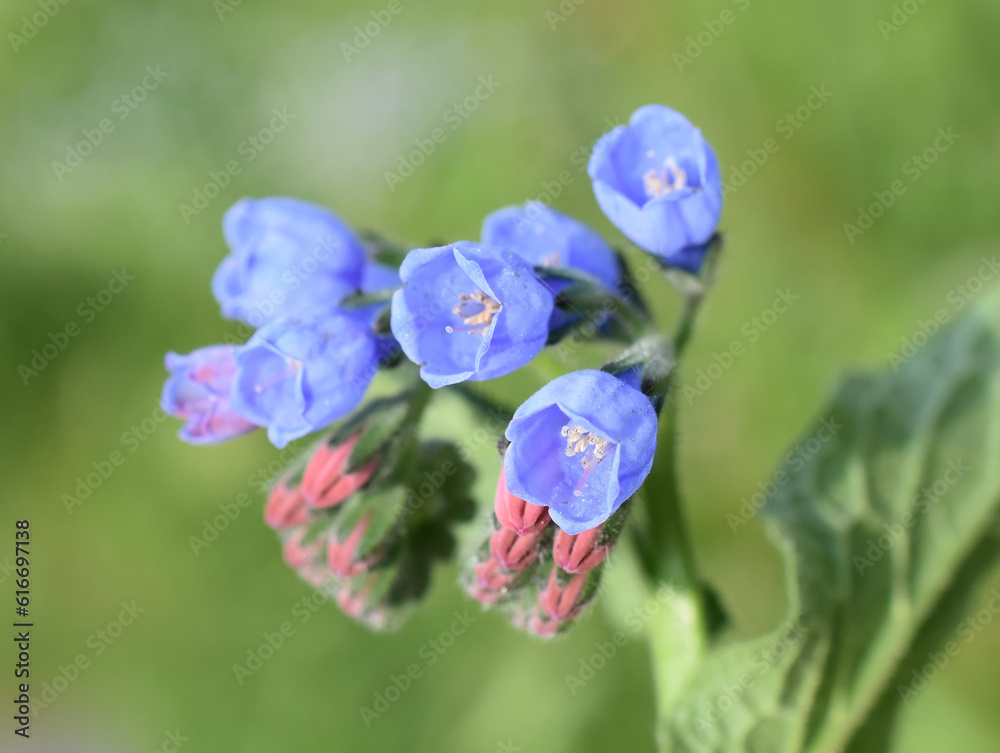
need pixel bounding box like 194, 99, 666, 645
489, 527, 542, 570
538, 567, 588, 621
553, 526, 608, 574
527, 610, 562, 638
264, 483, 311, 530
301, 434, 378, 509
327, 514, 375, 577
494, 466, 550, 534
475, 558, 517, 591
282, 529, 324, 570
337, 579, 389, 630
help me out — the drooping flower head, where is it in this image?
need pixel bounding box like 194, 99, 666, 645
212, 197, 367, 326
390, 241, 554, 388
481, 203, 621, 292
588, 105, 722, 272
232, 306, 394, 448
161, 345, 258, 445
503, 370, 657, 534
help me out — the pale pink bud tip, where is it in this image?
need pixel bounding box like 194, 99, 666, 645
337, 580, 389, 630
489, 527, 542, 571
553, 526, 608, 574
494, 466, 550, 535
301, 434, 378, 509
282, 530, 324, 570
327, 514, 375, 577
539, 568, 588, 621
475, 558, 517, 591
527, 611, 563, 638
264, 484, 311, 530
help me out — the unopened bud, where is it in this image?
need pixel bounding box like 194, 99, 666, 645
538, 568, 589, 621
264, 483, 310, 530
527, 610, 563, 638
301, 434, 378, 509
553, 526, 608, 574
489, 527, 543, 570
328, 513, 378, 577
494, 466, 550, 534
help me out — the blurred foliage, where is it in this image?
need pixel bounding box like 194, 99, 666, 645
1, 0, 998, 751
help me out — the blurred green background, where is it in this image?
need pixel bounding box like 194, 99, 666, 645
2, 0, 999, 750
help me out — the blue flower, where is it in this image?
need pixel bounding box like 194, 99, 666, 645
361, 261, 401, 294
481, 203, 621, 291
588, 105, 723, 272
212, 197, 366, 327
161, 345, 259, 445
503, 370, 657, 534
390, 242, 554, 388
232, 306, 390, 448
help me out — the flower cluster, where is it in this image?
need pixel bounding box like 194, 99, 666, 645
464, 464, 632, 637
161, 104, 723, 632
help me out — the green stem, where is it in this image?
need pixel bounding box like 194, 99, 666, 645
636, 248, 723, 747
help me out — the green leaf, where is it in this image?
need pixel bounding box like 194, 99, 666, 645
656, 287, 1000, 752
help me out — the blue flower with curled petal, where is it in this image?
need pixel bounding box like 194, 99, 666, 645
161, 345, 260, 445
231, 306, 392, 448
390, 242, 554, 388
503, 369, 657, 534
481, 203, 621, 291
212, 197, 367, 326
588, 105, 723, 273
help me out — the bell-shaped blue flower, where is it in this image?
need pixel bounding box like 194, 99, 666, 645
588, 105, 723, 272
231, 306, 391, 448
212, 197, 367, 327
161, 345, 259, 445
390, 242, 554, 388
503, 369, 657, 534
481, 203, 621, 291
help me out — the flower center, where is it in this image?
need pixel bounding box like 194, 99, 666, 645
561, 422, 612, 497
643, 156, 687, 198
446, 290, 501, 335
